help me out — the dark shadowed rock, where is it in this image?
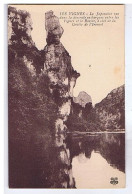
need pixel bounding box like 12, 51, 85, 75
8, 6, 34, 47
8, 6, 76, 188
8, 6, 44, 74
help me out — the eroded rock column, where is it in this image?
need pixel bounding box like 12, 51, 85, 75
43, 11, 80, 133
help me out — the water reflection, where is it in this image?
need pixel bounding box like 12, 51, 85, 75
9, 132, 125, 188
64, 133, 125, 188
55, 134, 75, 188
65, 133, 125, 172
54, 132, 125, 188
72, 150, 125, 188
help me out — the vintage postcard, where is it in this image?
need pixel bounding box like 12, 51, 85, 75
8, 4, 125, 188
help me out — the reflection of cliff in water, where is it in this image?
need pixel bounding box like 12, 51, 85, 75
33, 133, 76, 188
54, 134, 75, 188
9, 132, 124, 188
9, 132, 75, 188
65, 133, 125, 173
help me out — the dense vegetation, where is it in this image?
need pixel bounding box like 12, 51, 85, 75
95, 85, 125, 130
9, 46, 59, 187
67, 104, 103, 132
67, 85, 125, 132
8, 6, 125, 188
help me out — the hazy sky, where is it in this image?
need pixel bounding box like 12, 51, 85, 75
12, 5, 124, 105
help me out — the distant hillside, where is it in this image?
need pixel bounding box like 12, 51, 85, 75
94, 85, 125, 130
67, 85, 125, 132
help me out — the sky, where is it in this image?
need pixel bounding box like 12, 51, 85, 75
11, 5, 125, 105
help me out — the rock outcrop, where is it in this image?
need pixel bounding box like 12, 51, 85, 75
8, 6, 44, 75
8, 6, 34, 47
73, 91, 92, 108
8, 7, 80, 134
8, 6, 78, 188
43, 11, 80, 98
71, 92, 92, 118
42, 11, 80, 133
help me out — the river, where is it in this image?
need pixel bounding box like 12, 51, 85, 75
9, 131, 125, 188
55, 132, 125, 188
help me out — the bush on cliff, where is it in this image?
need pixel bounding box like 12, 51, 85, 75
9, 46, 58, 187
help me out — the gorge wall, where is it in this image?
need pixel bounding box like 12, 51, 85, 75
94, 85, 125, 130
67, 85, 125, 132
8, 7, 80, 135
8, 6, 125, 188
43, 10, 80, 133
8, 6, 125, 134
8, 6, 78, 188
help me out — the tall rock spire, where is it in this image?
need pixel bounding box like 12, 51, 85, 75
43, 10, 80, 133
43, 10, 80, 98
45, 10, 64, 44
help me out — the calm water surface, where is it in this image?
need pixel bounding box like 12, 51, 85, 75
10, 131, 125, 188
56, 132, 125, 188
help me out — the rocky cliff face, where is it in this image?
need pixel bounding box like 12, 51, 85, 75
8, 7, 80, 134
8, 6, 34, 47
67, 85, 125, 132
8, 6, 125, 188
94, 85, 125, 130
8, 6, 44, 75
42, 11, 80, 133
8, 6, 78, 188
43, 11, 80, 97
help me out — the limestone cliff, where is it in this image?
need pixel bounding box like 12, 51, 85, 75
43, 10, 80, 99
8, 6, 44, 75
8, 6, 125, 188
8, 7, 80, 133
8, 6, 78, 188
8, 6, 34, 47
42, 11, 80, 133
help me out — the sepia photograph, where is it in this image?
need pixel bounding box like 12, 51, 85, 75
8, 4, 125, 189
